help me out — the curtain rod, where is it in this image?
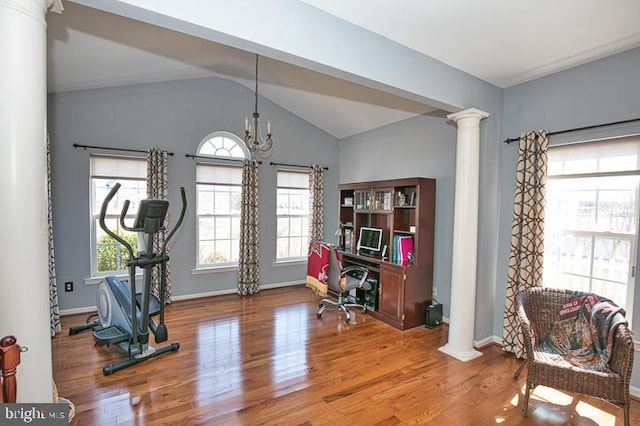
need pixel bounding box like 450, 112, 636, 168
269, 161, 329, 170
73, 143, 174, 156
185, 154, 262, 164
503, 117, 640, 144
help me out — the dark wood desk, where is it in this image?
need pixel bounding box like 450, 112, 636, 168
338, 250, 431, 330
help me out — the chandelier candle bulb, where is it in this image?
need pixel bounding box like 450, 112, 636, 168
267, 121, 271, 134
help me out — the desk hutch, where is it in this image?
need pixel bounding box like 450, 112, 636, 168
338, 177, 436, 330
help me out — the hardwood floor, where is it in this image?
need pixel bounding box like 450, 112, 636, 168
53, 286, 639, 425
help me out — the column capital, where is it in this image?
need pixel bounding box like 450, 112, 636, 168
447, 107, 490, 123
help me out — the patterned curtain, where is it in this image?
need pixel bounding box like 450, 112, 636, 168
147, 149, 172, 304
238, 160, 261, 296
502, 130, 549, 358
309, 165, 325, 242
48, 133, 61, 337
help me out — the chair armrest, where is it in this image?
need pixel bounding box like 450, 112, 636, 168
342, 266, 368, 288
515, 293, 536, 360
609, 323, 634, 381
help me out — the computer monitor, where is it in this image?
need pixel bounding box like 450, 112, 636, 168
357, 227, 383, 256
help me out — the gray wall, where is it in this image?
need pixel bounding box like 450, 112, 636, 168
500, 47, 640, 384
48, 76, 339, 311
340, 113, 456, 313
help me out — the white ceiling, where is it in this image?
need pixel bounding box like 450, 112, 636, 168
47, 1, 640, 139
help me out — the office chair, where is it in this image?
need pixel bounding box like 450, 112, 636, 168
313, 242, 371, 323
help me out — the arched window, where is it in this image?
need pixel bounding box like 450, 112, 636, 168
197, 131, 249, 160
195, 132, 248, 269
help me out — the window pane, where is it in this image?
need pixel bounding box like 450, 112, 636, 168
290, 217, 303, 237
197, 185, 214, 215
277, 217, 289, 237
215, 189, 231, 214
290, 237, 305, 258
199, 241, 216, 265
277, 189, 290, 215
215, 240, 232, 263
95, 217, 137, 273
592, 238, 630, 283
199, 217, 215, 240
231, 217, 241, 239
596, 188, 635, 233
592, 279, 627, 309
215, 217, 231, 240
277, 237, 290, 259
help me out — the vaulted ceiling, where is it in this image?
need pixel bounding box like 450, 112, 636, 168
47, 1, 640, 139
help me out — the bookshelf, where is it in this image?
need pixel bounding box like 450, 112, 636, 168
337, 177, 436, 330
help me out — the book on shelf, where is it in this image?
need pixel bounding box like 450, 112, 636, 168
392, 234, 414, 264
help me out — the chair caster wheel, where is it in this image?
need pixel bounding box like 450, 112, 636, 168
344, 317, 351, 323
316, 313, 322, 319
361, 307, 367, 314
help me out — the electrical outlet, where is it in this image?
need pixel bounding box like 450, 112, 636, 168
64, 281, 73, 292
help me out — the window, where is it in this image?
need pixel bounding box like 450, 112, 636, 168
543, 137, 640, 321
90, 155, 147, 276
276, 170, 310, 260
195, 132, 249, 268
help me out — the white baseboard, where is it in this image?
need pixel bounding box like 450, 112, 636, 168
59, 306, 96, 316
474, 335, 500, 348
60, 281, 305, 315
171, 280, 304, 301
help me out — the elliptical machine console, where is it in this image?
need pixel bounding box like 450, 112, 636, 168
70, 183, 186, 375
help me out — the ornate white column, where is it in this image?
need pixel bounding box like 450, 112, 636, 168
439, 107, 489, 362
0, 0, 56, 401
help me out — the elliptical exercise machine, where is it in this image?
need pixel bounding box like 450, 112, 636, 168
70, 183, 186, 375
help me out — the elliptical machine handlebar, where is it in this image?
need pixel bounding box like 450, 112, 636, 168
119, 200, 135, 232
99, 183, 135, 262
155, 187, 186, 343
162, 187, 187, 255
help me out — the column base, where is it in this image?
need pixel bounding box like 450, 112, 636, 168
438, 344, 483, 362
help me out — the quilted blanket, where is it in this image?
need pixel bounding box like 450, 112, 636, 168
541, 291, 627, 371
306, 241, 329, 296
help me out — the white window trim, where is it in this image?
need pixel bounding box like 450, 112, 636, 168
195, 131, 248, 269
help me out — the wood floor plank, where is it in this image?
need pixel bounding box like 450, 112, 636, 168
52, 285, 640, 425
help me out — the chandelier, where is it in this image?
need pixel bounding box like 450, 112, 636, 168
244, 54, 273, 159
